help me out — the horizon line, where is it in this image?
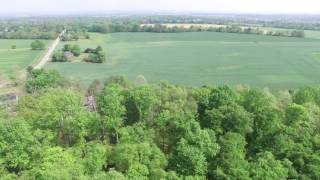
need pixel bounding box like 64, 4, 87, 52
1, 10, 320, 17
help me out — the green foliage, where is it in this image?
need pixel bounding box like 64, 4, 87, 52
62, 44, 81, 57
291, 30, 305, 38
30, 40, 45, 50
204, 104, 253, 135
250, 151, 289, 180
86, 51, 106, 63
97, 84, 126, 119
100, 170, 127, 180
96, 84, 126, 140
0, 118, 33, 172
61, 31, 80, 41
88, 22, 305, 38
84, 45, 103, 54
52, 44, 81, 63
111, 142, 167, 178
26, 69, 62, 93
208, 86, 239, 109
105, 75, 133, 89
285, 103, 308, 125
125, 85, 159, 124
52, 51, 67, 62
214, 132, 250, 179
3, 78, 320, 179
83, 46, 106, 63
21, 88, 91, 146
169, 121, 219, 176
24, 147, 85, 180
293, 87, 320, 105
3, 16, 320, 179
82, 142, 109, 175
241, 89, 282, 154
0, 19, 61, 39
170, 139, 208, 176
0, 167, 18, 180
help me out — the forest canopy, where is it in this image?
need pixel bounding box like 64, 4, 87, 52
0, 70, 319, 179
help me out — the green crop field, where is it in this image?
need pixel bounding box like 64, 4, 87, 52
0, 39, 50, 74
46, 32, 320, 89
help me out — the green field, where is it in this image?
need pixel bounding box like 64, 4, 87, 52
0, 39, 50, 74
47, 32, 320, 89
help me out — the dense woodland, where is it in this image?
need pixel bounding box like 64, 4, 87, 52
0, 69, 319, 179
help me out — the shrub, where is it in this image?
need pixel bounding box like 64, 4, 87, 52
30, 40, 45, 50
83, 46, 106, 63
62, 44, 81, 57
25, 69, 62, 93
84, 52, 106, 63
52, 51, 67, 62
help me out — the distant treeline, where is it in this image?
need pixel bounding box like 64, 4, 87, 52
87, 23, 305, 38
0, 20, 64, 39
0, 15, 316, 39
0, 31, 58, 39
140, 15, 320, 31
0, 23, 305, 39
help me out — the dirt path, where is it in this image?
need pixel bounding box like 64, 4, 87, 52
33, 30, 65, 69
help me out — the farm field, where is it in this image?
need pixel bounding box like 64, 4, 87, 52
0, 39, 50, 74
47, 32, 320, 89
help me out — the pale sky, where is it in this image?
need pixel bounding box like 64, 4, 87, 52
1, 0, 320, 14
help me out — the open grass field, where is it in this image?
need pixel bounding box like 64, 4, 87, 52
0, 39, 50, 75
47, 32, 320, 89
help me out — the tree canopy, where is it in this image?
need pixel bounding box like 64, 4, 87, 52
30, 40, 45, 50
0, 71, 320, 179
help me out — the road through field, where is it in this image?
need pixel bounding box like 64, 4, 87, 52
34, 30, 65, 69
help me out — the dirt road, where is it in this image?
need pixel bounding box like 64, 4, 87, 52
33, 30, 65, 69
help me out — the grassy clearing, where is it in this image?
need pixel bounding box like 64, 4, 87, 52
0, 39, 50, 75
47, 32, 320, 89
